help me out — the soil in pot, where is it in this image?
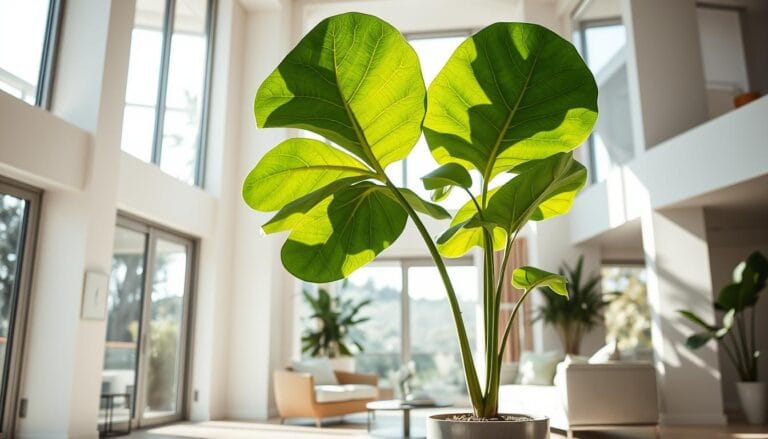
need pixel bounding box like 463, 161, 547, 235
427, 413, 549, 439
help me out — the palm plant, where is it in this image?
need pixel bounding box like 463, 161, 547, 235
536, 256, 607, 355
242, 13, 597, 418
301, 287, 370, 358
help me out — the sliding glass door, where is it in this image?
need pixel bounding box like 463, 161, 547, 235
101, 218, 194, 429
0, 178, 40, 437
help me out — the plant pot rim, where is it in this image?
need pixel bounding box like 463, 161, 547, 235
428, 412, 549, 423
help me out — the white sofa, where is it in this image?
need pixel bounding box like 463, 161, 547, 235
498, 361, 659, 437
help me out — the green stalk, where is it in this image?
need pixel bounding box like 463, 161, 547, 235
384, 180, 484, 411
721, 337, 749, 381
736, 313, 753, 379
481, 229, 497, 417
750, 307, 758, 380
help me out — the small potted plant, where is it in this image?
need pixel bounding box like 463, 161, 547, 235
536, 256, 607, 355
243, 12, 597, 438
679, 251, 768, 424
301, 287, 370, 371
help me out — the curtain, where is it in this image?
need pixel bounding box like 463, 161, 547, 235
495, 237, 532, 363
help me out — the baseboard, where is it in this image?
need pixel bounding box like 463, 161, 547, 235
660, 412, 728, 425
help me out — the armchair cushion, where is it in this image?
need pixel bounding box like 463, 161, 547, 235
314, 384, 378, 403
292, 358, 339, 385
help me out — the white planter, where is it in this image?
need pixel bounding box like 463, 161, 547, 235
737, 381, 767, 424
329, 356, 355, 372
427, 413, 549, 439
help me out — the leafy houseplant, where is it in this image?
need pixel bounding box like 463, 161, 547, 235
301, 287, 370, 358
242, 12, 597, 433
679, 251, 768, 424
536, 256, 607, 355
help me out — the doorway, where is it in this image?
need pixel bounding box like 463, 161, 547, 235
100, 216, 195, 429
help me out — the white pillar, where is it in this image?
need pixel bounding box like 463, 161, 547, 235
641, 207, 727, 425
623, 0, 708, 151
17, 0, 133, 437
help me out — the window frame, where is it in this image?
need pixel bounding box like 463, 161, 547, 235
575, 17, 623, 184
0, 0, 63, 109
0, 176, 41, 437
130, 0, 217, 187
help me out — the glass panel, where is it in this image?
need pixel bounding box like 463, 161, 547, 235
340, 265, 402, 387
408, 265, 478, 401
0, 0, 50, 104
0, 193, 28, 424
144, 238, 188, 418
581, 22, 635, 183
101, 226, 147, 425
602, 266, 652, 360
407, 36, 481, 209
159, 0, 209, 184
120, 0, 167, 162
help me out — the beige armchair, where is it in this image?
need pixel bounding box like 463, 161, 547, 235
274, 369, 379, 427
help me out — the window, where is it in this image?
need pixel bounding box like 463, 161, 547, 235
403, 33, 481, 210
602, 265, 652, 360
0, 0, 61, 107
575, 18, 636, 183
306, 258, 479, 402
0, 178, 40, 434
101, 217, 195, 429
121, 0, 215, 186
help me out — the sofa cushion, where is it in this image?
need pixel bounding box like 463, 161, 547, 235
515, 351, 562, 385
314, 384, 377, 403
293, 358, 339, 385
500, 362, 519, 385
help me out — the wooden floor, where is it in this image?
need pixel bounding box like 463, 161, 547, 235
127, 414, 768, 439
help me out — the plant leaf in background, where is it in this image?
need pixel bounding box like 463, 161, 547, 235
424, 22, 597, 180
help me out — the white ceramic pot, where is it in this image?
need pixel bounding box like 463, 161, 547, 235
427, 413, 549, 439
737, 381, 766, 424
328, 356, 355, 372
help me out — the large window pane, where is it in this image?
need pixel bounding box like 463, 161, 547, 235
407, 35, 480, 209
408, 265, 478, 401
602, 265, 652, 360
144, 238, 188, 418
579, 20, 635, 183
0, 0, 51, 104
120, 0, 167, 162
0, 193, 28, 425
101, 227, 147, 425
340, 265, 402, 386
159, 0, 209, 184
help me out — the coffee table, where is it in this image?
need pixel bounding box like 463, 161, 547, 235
366, 399, 452, 438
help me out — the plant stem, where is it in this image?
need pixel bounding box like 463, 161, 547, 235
736, 313, 753, 379
383, 180, 484, 411
721, 338, 748, 381
750, 307, 757, 380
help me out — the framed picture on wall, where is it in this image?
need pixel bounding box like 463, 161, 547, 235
81, 271, 109, 320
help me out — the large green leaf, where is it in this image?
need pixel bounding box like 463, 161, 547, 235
262, 178, 366, 234
281, 183, 407, 282
511, 266, 568, 296
484, 152, 587, 232
254, 12, 426, 168
243, 138, 374, 211
424, 22, 597, 181
421, 163, 473, 190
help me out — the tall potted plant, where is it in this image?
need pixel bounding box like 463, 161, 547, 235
536, 256, 607, 355
679, 251, 768, 425
301, 287, 370, 371
243, 12, 597, 438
